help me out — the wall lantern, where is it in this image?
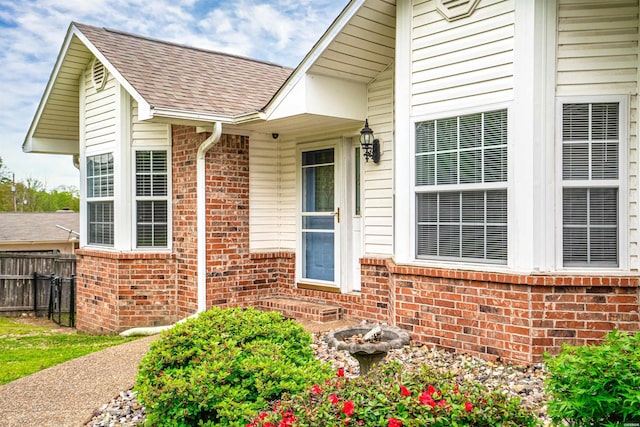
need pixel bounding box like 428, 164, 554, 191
359, 119, 380, 163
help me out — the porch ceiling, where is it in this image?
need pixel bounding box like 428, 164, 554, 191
234, 114, 363, 139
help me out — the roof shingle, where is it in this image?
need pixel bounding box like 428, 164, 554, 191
74, 23, 293, 117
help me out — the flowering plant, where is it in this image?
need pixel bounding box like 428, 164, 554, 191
247, 361, 540, 427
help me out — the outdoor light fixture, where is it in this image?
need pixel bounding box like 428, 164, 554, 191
359, 119, 380, 163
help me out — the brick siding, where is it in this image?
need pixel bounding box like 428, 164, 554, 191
75, 250, 177, 333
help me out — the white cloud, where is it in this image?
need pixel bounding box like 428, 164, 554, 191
0, 0, 346, 190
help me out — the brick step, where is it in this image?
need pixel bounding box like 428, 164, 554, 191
257, 297, 344, 323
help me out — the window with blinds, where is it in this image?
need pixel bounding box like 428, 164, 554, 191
135, 150, 168, 248
86, 153, 114, 246
415, 109, 508, 263
562, 102, 619, 267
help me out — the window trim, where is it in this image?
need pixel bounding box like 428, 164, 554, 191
132, 147, 172, 251
85, 151, 115, 248
411, 103, 510, 266
555, 95, 628, 271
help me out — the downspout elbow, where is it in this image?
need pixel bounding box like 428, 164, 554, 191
197, 122, 222, 313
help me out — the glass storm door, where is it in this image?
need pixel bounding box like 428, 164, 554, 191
301, 148, 338, 284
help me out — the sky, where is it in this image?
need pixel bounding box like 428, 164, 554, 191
0, 0, 346, 190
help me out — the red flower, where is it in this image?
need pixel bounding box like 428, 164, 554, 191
388, 417, 403, 427
419, 391, 436, 407
311, 384, 322, 394
400, 385, 412, 396
342, 400, 355, 416
263, 423, 275, 427
465, 401, 473, 412
329, 394, 340, 404
337, 368, 345, 377
427, 384, 437, 395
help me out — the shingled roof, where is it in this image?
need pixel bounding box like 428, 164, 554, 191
0, 212, 79, 243
74, 22, 293, 117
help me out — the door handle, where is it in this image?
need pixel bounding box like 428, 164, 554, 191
333, 207, 340, 223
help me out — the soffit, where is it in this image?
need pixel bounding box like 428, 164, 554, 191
307, 0, 396, 84
31, 36, 92, 144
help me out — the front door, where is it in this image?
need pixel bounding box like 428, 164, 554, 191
299, 146, 340, 287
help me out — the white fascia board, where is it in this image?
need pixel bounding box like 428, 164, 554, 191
24, 137, 79, 155
71, 25, 152, 121
262, 0, 366, 119
306, 74, 366, 120
268, 73, 367, 121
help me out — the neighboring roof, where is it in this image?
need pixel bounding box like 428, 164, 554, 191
0, 212, 79, 243
73, 23, 293, 117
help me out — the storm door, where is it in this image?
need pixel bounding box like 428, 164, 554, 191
300, 147, 340, 286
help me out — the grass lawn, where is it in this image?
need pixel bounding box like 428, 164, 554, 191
0, 317, 138, 386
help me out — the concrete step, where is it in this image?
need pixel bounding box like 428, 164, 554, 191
257, 297, 344, 323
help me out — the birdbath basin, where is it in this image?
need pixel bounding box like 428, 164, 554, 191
325, 323, 411, 375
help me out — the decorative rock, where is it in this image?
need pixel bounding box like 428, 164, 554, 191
86, 332, 551, 426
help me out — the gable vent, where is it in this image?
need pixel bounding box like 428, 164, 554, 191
436, 0, 480, 21
92, 59, 108, 91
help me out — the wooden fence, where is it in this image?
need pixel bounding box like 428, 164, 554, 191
0, 252, 76, 316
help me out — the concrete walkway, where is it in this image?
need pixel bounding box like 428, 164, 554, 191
0, 335, 157, 427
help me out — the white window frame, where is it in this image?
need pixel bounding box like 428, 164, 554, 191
85, 151, 115, 248
556, 95, 628, 271
132, 147, 172, 251
411, 104, 510, 265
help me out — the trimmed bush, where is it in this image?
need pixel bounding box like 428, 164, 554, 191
545, 330, 640, 426
135, 307, 332, 427
247, 362, 540, 427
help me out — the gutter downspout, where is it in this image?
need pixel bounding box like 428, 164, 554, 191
196, 122, 222, 313
120, 122, 222, 337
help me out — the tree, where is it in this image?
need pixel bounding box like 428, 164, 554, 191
0, 156, 79, 212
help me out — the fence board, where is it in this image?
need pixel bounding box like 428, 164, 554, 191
0, 253, 76, 315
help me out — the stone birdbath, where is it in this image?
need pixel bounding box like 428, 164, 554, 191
325, 322, 411, 375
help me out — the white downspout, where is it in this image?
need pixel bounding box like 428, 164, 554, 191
196, 122, 222, 312
120, 122, 222, 337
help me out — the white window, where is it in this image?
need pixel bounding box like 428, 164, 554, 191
87, 153, 114, 246
415, 109, 508, 263
135, 150, 169, 248
561, 102, 620, 267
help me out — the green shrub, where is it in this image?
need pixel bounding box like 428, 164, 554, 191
545, 330, 640, 426
135, 307, 332, 427
247, 362, 540, 427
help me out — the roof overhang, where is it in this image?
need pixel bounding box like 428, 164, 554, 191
23, 23, 152, 155
261, 0, 395, 124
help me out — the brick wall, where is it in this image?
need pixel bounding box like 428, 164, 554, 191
76, 250, 177, 333
359, 258, 640, 364
172, 125, 200, 318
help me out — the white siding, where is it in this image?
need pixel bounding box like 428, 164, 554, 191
249, 134, 283, 251
557, 0, 639, 270
278, 138, 298, 249
411, 0, 515, 115
131, 101, 170, 147
557, 0, 638, 96
83, 69, 117, 149
364, 65, 394, 255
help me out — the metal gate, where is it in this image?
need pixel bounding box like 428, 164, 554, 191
47, 275, 75, 327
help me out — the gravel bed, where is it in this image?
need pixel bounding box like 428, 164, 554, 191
87, 333, 550, 426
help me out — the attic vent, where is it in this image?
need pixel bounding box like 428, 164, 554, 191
92, 59, 108, 91
436, 0, 480, 21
